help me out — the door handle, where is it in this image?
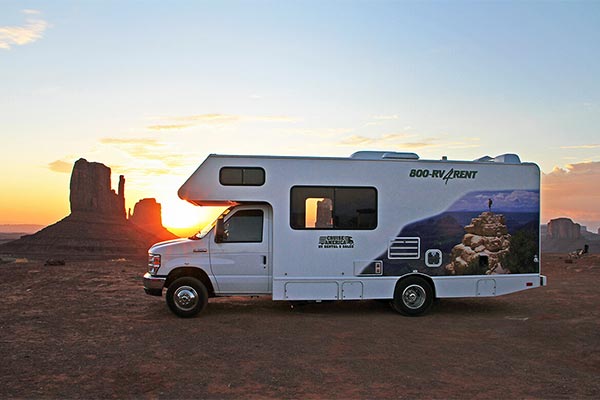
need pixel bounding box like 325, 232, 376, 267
193, 248, 208, 253
262, 255, 267, 265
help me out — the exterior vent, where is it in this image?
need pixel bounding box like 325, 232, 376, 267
388, 237, 420, 259
351, 151, 419, 160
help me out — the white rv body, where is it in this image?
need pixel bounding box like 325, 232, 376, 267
144, 151, 546, 316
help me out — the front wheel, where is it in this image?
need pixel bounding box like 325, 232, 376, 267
391, 276, 434, 316
166, 277, 208, 318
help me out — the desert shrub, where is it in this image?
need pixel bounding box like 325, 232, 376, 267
502, 229, 539, 274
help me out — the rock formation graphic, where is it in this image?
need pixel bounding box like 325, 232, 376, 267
445, 212, 511, 275
0, 159, 176, 260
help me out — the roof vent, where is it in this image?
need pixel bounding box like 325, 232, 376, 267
474, 153, 521, 164
351, 151, 419, 160
493, 153, 521, 164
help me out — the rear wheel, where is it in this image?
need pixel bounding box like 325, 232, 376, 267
166, 277, 208, 318
391, 276, 434, 316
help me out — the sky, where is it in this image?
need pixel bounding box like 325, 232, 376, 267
1, 0, 599, 234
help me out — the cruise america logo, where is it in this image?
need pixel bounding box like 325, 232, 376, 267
409, 168, 478, 184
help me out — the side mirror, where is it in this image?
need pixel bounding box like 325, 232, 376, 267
215, 217, 225, 243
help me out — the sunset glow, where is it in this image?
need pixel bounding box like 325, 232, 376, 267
161, 203, 227, 238
1, 2, 599, 234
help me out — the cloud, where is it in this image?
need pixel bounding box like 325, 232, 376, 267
339, 133, 414, 146
147, 113, 298, 131
542, 161, 600, 227
560, 144, 600, 149
247, 115, 297, 123
100, 137, 166, 161
284, 128, 354, 137
170, 113, 242, 124
338, 133, 481, 151
372, 114, 399, 120
445, 138, 482, 149
147, 124, 194, 131
364, 114, 401, 127
100, 137, 162, 146
449, 190, 539, 213
100, 137, 190, 170
338, 133, 447, 149
0, 9, 49, 50
48, 160, 72, 173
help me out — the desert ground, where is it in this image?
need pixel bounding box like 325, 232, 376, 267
1, 254, 599, 399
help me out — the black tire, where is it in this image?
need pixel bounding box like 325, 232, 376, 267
391, 276, 434, 316
166, 277, 208, 318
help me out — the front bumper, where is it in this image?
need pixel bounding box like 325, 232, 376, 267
143, 272, 166, 296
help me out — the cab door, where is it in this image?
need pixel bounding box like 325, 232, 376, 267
209, 205, 271, 294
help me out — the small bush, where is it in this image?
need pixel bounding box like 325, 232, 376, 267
502, 229, 539, 274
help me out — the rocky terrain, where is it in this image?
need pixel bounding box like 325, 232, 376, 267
0, 159, 176, 260
0, 254, 598, 399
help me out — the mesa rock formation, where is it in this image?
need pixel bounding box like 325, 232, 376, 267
547, 218, 581, 240
129, 198, 176, 240
70, 158, 126, 218
542, 217, 600, 253
445, 212, 511, 275
0, 159, 176, 260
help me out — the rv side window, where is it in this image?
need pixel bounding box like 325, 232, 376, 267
219, 167, 265, 186
290, 186, 377, 230
220, 209, 264, 242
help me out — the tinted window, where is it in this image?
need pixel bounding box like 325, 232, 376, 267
290, 186, 377, 230
220, 167, 265, 186
334, 188, 377, 229
221, 209, 263, 242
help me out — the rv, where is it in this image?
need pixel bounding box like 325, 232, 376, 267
143, 151, 546, 317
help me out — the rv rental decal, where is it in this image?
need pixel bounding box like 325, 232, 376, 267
371, 189, 540, 277
409, 168, 478, 184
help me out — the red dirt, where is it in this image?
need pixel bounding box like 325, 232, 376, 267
1, 254, 599, 399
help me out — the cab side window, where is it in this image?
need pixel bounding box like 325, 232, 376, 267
221, 210, 264, 243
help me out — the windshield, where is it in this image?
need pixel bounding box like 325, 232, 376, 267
191, 207, 231, 240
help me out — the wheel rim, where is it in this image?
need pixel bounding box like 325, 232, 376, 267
173, 285, 199, 311
402, 284, 426, 310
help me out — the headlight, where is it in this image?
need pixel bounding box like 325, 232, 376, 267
148, 254, 161, 275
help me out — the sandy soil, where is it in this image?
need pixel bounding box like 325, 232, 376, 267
1, 254, 599, 399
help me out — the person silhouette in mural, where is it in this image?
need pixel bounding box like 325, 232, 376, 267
488, 198, 493, 212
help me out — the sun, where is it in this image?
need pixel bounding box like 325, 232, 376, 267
161, 200, 226, 237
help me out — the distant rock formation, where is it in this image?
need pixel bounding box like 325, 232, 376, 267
542, 217, 600, 253
547, 218, 581, 240
0, 159, 177, 260
130, 198, 177, 240
70, 158, 126, 219
445, 212, 511, 275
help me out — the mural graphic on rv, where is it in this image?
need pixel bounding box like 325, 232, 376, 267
379, 190, 540, 277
